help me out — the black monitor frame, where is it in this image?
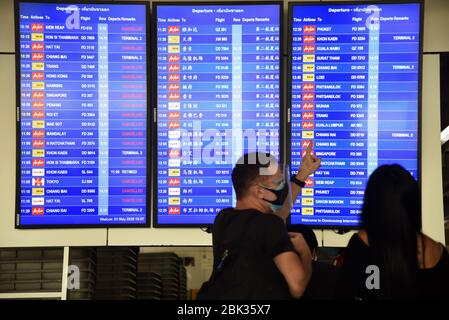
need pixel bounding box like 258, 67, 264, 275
14, 0, 151, 228
286, 0, 424, 229
152, 1, 285, 228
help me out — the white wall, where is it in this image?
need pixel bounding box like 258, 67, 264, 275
424, 0, 449, 53
0, 0, 446, 248
421, 54, 445, 243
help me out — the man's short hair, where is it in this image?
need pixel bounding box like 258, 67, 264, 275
231, 152, 278, 200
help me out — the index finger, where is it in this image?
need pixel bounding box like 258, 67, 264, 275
311, 153, 320, 162
305, 143, 313, 156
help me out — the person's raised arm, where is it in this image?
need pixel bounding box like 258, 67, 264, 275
274, 233, 312, 298
276, 144, 321, 222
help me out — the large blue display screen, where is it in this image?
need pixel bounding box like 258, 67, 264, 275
289, 2, 421, 227
17, 2, 148, 227
155, 3, 281, 226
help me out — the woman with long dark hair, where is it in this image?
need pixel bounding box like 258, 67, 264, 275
337, 164, 449, 299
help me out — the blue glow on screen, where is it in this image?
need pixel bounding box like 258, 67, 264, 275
155, 4, 281, 225
17, 2, 148, 226
289, 3, 421, 227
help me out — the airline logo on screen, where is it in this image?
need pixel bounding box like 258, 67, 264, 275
302, 112, 314, 120
31, 24, 44, 32
31, 33, 44, 41
303, 26, 316, 34
303, 45, 315, 53
32, 140, 45, 149
32, 159, 45, 167
302, 131, 314, 139
168, 112, 180, 119
168, 84, 180, 91
168, 102, 180, 110
32, 178, 45, 186
305, 178, 314, 187
303, 55, 315, 63
303, 74, 315, 82
32, 62, 45, 71
302, 207, 314, 216
32, 120, 45, 129
302, 121, 314, 129
168, 178, 181, 186
31, 197, 44, 206
168, 121, 180, 129
32, 101, 45, 109
168, 26, 180, 34
168, 187, 180, 196
168, 45, 180, 53
32, 207, 44, 215
303, 64, 315, 73
29, 23, 47, 218
168, 207, 180, 214
302, 140, 313, 149
32, 92, 45, 99
300, 27, 316, 217
32, 43, 44, 51
32, 169, 45, 177
32, 82, 45, 90
168, 74, 180, 82
32, 188, 44, 196
303, 93, 314, 101
168, 140, 181, 149
32, 52, 44, 61
32, 149, 44, 157
304, 35, 315, 43
303, 84, 314, 91
32, 72, 44, 80
168, 93, 180, 101
168, 36, 180, 44
168, 64, 180, 72
303, 102, 314, 110
32, 130, 45, 138
302, 188, 313, 196
168, 130, 181, 139
168, 169, 180, 177
32, 111, 45, 119
168, 54, 180, 63
168, 197, 180, 205
169, 149, 181, 158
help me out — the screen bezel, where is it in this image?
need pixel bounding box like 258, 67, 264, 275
152, 1, 285, 228
286, 0, 424, 230
14, 0, 152, 229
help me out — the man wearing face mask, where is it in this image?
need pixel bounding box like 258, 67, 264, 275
198, 146, 321, 300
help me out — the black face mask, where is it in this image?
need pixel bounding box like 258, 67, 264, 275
261, 181, 289, 207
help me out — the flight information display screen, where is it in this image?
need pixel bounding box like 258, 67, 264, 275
289, 2, 421, 228
154, 3, 282, 226
16, 2, 148, 227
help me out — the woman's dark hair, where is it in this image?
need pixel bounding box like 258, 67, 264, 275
362, 164, 421, 299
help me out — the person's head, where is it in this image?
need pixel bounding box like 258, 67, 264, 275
287, 224, 318, 260
362, 164, 421, 299
232, 152, 288, 214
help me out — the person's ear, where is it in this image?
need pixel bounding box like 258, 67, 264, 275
251, 184, 265, 199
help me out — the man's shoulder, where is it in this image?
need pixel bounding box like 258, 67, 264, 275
214, 208, 283, 228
